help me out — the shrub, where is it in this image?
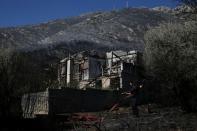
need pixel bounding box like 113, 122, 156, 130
144, 21, 197, 111
0, 50, 57, 117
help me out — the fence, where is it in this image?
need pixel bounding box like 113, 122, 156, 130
21, 91, 49, 118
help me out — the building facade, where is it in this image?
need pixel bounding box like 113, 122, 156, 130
58, 50, 142, 90
58, 51, 105, 89
102, 50, 142, 90
22, 50, 142, 118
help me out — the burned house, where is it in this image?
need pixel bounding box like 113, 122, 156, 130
58, 50, 142, 90
102, 50, 142, 90
58, 51, 105, 89
21, 50, 142, 118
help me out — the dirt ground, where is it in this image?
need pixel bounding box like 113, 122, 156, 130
68, 104, 197, 131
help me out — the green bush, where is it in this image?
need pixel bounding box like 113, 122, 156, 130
144, 21, 197, 112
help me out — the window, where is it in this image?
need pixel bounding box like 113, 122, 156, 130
82, 69, 89, 80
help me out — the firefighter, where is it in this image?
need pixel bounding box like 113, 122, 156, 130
123, 81, 143, 117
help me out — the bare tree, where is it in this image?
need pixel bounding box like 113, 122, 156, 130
0, 50, 55, 117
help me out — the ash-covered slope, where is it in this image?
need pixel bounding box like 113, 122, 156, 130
0, 14, 93, 49
39, 8, 174, 52
0, 8, 180, 59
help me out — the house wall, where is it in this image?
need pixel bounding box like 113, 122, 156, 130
102, 77, 111, 90
102, 76, 120, 90
89, 57, 105, 80
103, 50, 141, 90
58, 50, 141, 89
106, 50, 139, 75
81, 58, 89, 80
79, 81, 89, 89
101, 62, 139, 90
21, 88, 119, 117
121, 62, 140, 90
58, 62, 67, 87
66, 59, 72, 84
48, 88, 119, 114
76, 57, 105, 89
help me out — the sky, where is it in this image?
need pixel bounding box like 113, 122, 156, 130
0, 0, 178, 27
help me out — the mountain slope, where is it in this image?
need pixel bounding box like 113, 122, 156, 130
0, 8, 181, 60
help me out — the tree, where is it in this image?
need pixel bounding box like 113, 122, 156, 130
144, 21, 197, 112
0, 50, 52, 117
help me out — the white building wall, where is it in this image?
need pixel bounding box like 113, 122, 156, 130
66, 59, 71, 84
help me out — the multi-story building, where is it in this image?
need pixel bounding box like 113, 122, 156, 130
22, 50, 143, 118
102, 50, 142, 90
58, 51, 105, 89
58, 50, 142, 90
